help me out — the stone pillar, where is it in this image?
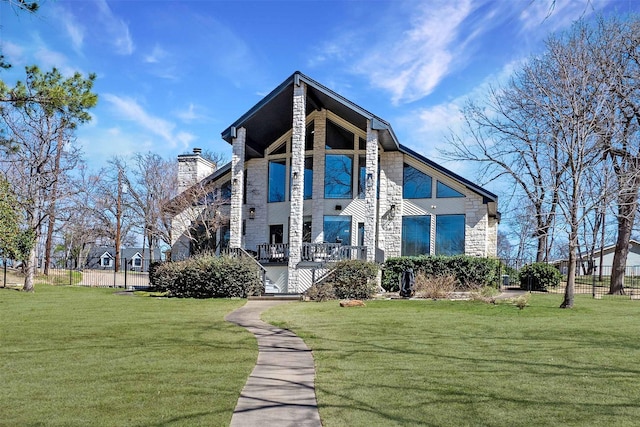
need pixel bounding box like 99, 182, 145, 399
230, 127, 246, 249
378, 151, 403, 258
364, 122, 379, 262
287, 82, 306, 292
177, 148, 215, 194
311, 110, 327, 243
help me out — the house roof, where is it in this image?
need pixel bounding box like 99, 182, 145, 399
221, 71, 400, 157
219, 71, 497, 207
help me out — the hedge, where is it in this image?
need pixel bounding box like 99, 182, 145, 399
382, 255, 500, 291
518, 263, 561, 291
149, 254, 262, 298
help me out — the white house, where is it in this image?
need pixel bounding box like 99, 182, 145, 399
170, 72, 499, 293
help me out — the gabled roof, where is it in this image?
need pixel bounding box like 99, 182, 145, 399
221, 71, 400, 157
219, 71, 497, 209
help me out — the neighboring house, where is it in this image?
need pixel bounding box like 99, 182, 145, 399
555, 240, 640, 275
85, 247, 162, 271
169, 71, 499, 293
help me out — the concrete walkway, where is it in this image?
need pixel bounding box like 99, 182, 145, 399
225, 301, 322, 427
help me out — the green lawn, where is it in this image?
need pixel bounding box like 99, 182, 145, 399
263, 295, 640, 427
0, 285, 255, 426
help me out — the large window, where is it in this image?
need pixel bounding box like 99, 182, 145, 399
268, 159, 286, 202
358, 155, 366, 198
304, 157, 313, 200
402, 215, 431, 256
436, 214, 465, 255
326, 120, 354, 150
324, 215, 351, 245
436, 181, 464, 198
305, 121, 314, 151
403, 164, 432, 199
325, 154, 353, 198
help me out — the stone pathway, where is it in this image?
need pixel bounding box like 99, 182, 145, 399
225, 301, 322, 427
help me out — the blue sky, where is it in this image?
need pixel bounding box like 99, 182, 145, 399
2, 0, 638, 183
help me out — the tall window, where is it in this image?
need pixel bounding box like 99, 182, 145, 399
304, 157, 313, 200
402, 215, 431, 256
305, 121, 314, 151
303, 217, 312, 243
358, 155, 367, 198
324, 215, 351, 245
326, 120, 354, 149
403, 164, 432, 199
268, 159, 286, 202
436, 215, 465, 255
436, 181, 464, 198
325, 154, 353, 198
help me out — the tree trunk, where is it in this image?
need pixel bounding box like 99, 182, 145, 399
22, 245, 37, 292
609, 202, 636, 294
560, 242, 576, 308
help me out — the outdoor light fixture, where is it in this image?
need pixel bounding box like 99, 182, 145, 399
390, 204, 396, 218
293, 171, 298, 179
335, 204, 342, 211
249, 207, 256, 220
366, 172, 373, 188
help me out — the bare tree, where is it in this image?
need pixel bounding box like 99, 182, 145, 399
124, 152, 177, 262
0, 67, 96, 291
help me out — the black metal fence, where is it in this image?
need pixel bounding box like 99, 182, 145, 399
498, 259, 640, 300
1, 257, 154, 290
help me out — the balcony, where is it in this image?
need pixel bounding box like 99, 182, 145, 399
255, 243, 367, 264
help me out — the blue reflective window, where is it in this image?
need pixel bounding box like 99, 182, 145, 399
402, 216, 431, 256
268, 159, 286, 202
403, 164, 432, 199
436, 215, 465, 255
304, 157, 313, 200
358, 155, 366, 198
436, 181, 464, 198
325, 154, 353, 198
324, 215, 352, 245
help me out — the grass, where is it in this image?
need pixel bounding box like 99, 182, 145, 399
263, 294, 640, 427
0, 284, 255, 426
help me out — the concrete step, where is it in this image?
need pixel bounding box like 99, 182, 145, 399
249, 293, 302, 301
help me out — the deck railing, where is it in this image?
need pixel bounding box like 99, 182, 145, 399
254, 243, 367, 264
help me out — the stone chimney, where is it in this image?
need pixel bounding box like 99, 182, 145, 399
177, 148, 216, 194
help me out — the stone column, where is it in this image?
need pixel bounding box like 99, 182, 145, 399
287, 82, 306, 292
364, 122, 379, 262
311, 110, 327, 243
230, 127, 246, 249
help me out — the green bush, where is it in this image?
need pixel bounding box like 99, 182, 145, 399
304, 282, 336, 302
382, 255, 500, 291
518, 263, 561, 291
149, 254, 262, 298
324, 260, 378, 300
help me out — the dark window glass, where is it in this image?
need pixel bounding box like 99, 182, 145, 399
324, 154, 353, 198
220, 180, 232, 201
402, 216, 431, 256
359, 137, 366, 150
403, 164, 432, 199
436, 215, 465, 255
358, 222, 365, 246
324, 215, 351, 245
268, 159, 286, 202
271, 141, 286, 155
270, 224, 284, 244
219, 225, 230, 250
436, 181, 464, 198
326, 120, 354, 150
305, 121, 314, 151
304, 157, 313, 200
358, 155, 366, 198
303, 217, 312, 243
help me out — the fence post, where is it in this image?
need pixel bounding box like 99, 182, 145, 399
69, 260, 73, 286
3, 258, 6, 288
592, 269, 596, 299
124, 258, 128, 289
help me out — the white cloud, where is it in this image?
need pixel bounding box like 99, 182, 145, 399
103, 94, 178, 146
2, 41, 24, 66
144, 44, 167, 64
34, 47, 77, 76
56, 5, 85, 53
176, 103, 205, 123
95, 0, 134, 55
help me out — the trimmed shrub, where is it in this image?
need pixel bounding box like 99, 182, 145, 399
324, 260, 378, 300
149, 254, 262, 298
518, 263, 561, 291
382, 255, 500, 291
